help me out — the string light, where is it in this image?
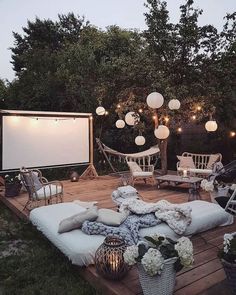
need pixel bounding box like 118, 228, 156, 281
117, 104, 121, 109
105, 111, 109, 116
138, 108, 143, 113
192, 115, 196, 120
164, 116, 169, 123
196, 106, 202, 111
177, 127, 182, 133
230, 131, 236, 137
54, 119, 59, 124
152, 115, 157, 120
73, 118, 76, 123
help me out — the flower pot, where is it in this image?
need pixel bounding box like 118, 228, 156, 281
5, 183, 22, 197
137, 257, 177, 295
222, 259, 236, 295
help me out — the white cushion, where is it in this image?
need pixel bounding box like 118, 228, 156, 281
96, 208, 127, 226
33, 184, 62, 200
177, 156, 196, 169
133, 171, 153, 177
127, 161, 142, 172
29, 201, 233, 266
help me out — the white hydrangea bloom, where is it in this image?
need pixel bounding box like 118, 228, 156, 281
223, 233, 234, 253
200, 179, 208, 190
175, 237, 194, 267
200, 180, 214, 192
141, 248, 164, 276
123, 245, 139, 266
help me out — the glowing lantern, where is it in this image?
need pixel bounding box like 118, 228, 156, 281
168, 99, 181, 110
146, 92, 164, 109
135, 135, 146, 146
205, 120, 218, 132
96, 106, 106, 116
115, 119, 125, 129
154, 125, 170, 139
125, 112, 140, 126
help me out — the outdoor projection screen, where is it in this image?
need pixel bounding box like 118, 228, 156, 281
1, 114, 91, 171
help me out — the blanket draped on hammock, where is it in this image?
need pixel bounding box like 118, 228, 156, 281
82, 200, 192, 245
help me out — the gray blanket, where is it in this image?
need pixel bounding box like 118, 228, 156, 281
81, 213, 161, 245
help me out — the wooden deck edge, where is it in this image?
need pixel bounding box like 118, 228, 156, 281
78, 266, 135, 295
0, 195, 28, 220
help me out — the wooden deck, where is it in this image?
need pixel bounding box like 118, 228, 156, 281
0, 175, 235, 295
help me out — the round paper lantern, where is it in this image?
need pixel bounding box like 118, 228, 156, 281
154, 125, 170, 139
146, 92, 164, 109
115, 119, 125, 129
168, 99, 181, 110
205, 120, 218, 132
96, 106, 106, 116
135, 135, 146, 146
125, 112, 140, 126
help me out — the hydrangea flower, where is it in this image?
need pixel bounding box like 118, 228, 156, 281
141, 248, 164, 276
123, 245, 139, 266
175, 237, 194, 267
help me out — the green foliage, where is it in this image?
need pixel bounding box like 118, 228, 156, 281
0, 204, 99, 295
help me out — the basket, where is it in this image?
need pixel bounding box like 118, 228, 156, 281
222, 259, 236, 295
5, 183, 22, 197
137, 257, 177, 295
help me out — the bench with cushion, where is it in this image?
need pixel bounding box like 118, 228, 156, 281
177, 152, 222, 177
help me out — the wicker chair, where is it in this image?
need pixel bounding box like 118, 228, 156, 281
20, 168, 63, 210
126, 157, 155, 186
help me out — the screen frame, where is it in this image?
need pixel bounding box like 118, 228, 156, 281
0, 111, 93, 172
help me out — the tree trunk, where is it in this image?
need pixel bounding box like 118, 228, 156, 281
159, 139, 168, 175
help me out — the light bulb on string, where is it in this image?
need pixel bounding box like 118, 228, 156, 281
196, 106, 202, 111
192, 115, 196, 120
177, 127, 182, 133
230, 131, 236, 137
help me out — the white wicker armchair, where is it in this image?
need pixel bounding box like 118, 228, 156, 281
126, 156, 155, 186
20, 168, 63, 210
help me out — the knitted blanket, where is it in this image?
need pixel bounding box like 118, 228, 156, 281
119, 199, 192, 235
82, 213, 160, 246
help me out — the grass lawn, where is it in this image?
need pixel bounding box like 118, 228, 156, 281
0, 203, 99, 295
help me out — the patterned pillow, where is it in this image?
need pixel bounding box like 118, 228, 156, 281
177, 156, 196, 169
127, 161, 142, 172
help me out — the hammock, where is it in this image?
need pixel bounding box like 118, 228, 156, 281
96, 138, 160, 172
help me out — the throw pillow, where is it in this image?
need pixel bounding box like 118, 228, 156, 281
177, 156, 196, 169
58, 207, 98, 233
22, 171, 43, 192
96, 208, 127, 226
207, 154, 220, 169
127, 161, 142, 172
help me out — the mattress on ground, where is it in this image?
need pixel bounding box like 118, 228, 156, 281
29, 200, 234, 266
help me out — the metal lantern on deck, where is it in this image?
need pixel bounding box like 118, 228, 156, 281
115, 119, 125, 129
168, 99, 181, 110
135, 135, 146, 146
154, 125, 170, 139
96, 106, 106, 116
125, 112, 140, 126
70, 171, 79, 182
146, 92, 164, 109
205, 120, 218, 132
95, 236, 129, 280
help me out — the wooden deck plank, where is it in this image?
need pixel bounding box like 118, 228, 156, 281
0, 175, 235, 295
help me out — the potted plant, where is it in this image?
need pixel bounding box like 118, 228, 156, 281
4, 174, 22, 197
218, 233, 236, 295
123, 234, 194, 295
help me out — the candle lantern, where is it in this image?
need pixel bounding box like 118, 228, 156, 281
95, 236, 129, 280
70, 171, 79, 182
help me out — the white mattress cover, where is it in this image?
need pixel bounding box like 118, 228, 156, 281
29, 201, 234, 266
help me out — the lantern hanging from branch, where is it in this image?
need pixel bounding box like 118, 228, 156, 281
154, 125, 170, 139
205, 120, 218, 132
95, 236, 129, 280
135, 135, 146, 146
96, 106, 106, 116
146, 92, 164, 109
115, 119, 125, 129
168, 99, 181, 110
125, 112, 140, 126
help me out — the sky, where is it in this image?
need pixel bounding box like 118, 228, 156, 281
1, 0, 235, 81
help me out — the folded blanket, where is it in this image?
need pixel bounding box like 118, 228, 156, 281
82, 213, 160, 245
119, 199, 192, 235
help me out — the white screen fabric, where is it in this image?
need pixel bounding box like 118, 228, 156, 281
2, 116, 90, 170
